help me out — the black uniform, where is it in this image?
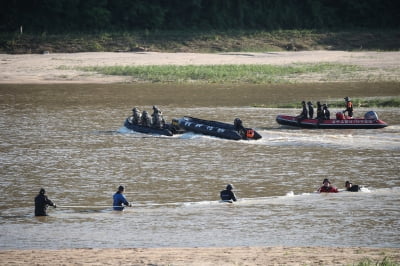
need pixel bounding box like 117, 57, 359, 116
220, 189, 237, 202
34, 192, 55, 216
346, 184, 360, 192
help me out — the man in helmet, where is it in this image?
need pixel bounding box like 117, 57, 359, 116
220, 184, 237, 203
34, 188, 56, 216
343, 97, 354, 118
151, 105, 165, 129
316, 101, 323, 120
141, 110, 152, 127
113, 185, 132, 211
132, 107, 141, 124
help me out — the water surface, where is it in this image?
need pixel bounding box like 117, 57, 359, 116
0, 83, 399, 249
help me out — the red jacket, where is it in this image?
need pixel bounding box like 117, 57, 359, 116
319, 186, 339, 193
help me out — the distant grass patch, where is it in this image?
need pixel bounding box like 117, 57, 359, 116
79, 63, 364, 84
355, 257, 399, 266
252, 97, 400, 108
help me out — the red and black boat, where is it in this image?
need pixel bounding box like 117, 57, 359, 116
276, 111, 388, 129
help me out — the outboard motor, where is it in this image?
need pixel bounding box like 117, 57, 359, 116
364, 111, 379, 120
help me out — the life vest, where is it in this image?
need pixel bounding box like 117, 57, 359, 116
246, 129, 255, 139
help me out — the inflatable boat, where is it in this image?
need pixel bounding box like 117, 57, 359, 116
124, 117, 179, 136
176, 116, 262, 140
276, 111, 388, 129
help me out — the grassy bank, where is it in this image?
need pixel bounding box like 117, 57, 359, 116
79, 63, 365, 84
1, 29, 399, 54
252, 96, 400, 108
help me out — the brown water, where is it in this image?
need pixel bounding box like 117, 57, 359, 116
0, 83, 399, 249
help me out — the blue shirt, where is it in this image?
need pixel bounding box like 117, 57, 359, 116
113, 192, 129, 211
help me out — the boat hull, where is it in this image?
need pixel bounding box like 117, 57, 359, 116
177, 117, 262, 140
276, 115, 388, 129
124, 118, 174, 136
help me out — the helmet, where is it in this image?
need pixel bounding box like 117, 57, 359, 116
322, 179, 330, 184
226, 184, 233, 190
301, 101, 305, 104
39, 188, 45, 194
344, 97, 350, 101
118, 185, 124, 192
307, 101, 312, 106
234, 118, 242, 126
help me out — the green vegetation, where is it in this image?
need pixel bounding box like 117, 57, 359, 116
252, 97, 400, 108
355, 257, 399, 266
1, 1, 398, 33
1, 30, 399, 54
79, 63, 364, 84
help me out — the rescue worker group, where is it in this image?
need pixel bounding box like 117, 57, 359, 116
35, 179, 361, 216
297, 96, 353, 120
34, 97, 357, 216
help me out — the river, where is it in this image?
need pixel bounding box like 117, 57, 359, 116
0, 83, 399, 249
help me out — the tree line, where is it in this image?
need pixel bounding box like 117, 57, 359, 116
1, 0, 399, 33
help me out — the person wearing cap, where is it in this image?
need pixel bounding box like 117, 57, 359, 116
307, 101, 314, 119
316, 101, 323, 120
322, 104, 330, 120
34, 188, 56, 216
113, 185, 132, 211
318, 179, 338, 193
343, 97, 354, 118
345, 181, 361, 192
297, 101, 308, 121
220, 184, 237, 203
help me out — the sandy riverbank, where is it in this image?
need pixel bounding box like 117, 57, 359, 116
1, 51, 399, 84
0, 247, 399, 265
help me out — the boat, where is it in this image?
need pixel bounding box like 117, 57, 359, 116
124, 117, 180, 136
276, 111, 388, 129
176, 116, 262, 140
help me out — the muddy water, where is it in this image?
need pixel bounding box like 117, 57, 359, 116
0, 83, 399, 249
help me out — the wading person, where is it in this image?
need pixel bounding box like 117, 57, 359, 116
345, 181, 361, 192
113, 185, 132, 211
220, 184, 237, 203
34, 188, 56, 216
318, 179, 338, 193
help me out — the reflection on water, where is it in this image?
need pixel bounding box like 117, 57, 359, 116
0, 84, 399, 249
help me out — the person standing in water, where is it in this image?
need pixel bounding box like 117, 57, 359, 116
113, 185, 132, 211
345, 181, 361, 192
318, 179, 339, 193
220, 184, 237, 202
34, 188, 56, 216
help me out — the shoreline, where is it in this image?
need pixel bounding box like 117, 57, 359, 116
1, 51, 399, 84
1, 247, 399, 265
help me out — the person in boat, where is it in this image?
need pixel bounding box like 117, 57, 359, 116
322, 104, 330, 120
343, 97, 354, 118
34, 188, 56, 216
307, 101, 314, 119
318, 179, 338, 193
345, 181, 361, 192
131, 107, 142, 124
297, 101, 308, 121
220, 184, 237, 202
113, 185, 132, 211
234, 118, 246, 135
151, 105, 165, 129
141, 110, 152, 127
316, 101, 323, 120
